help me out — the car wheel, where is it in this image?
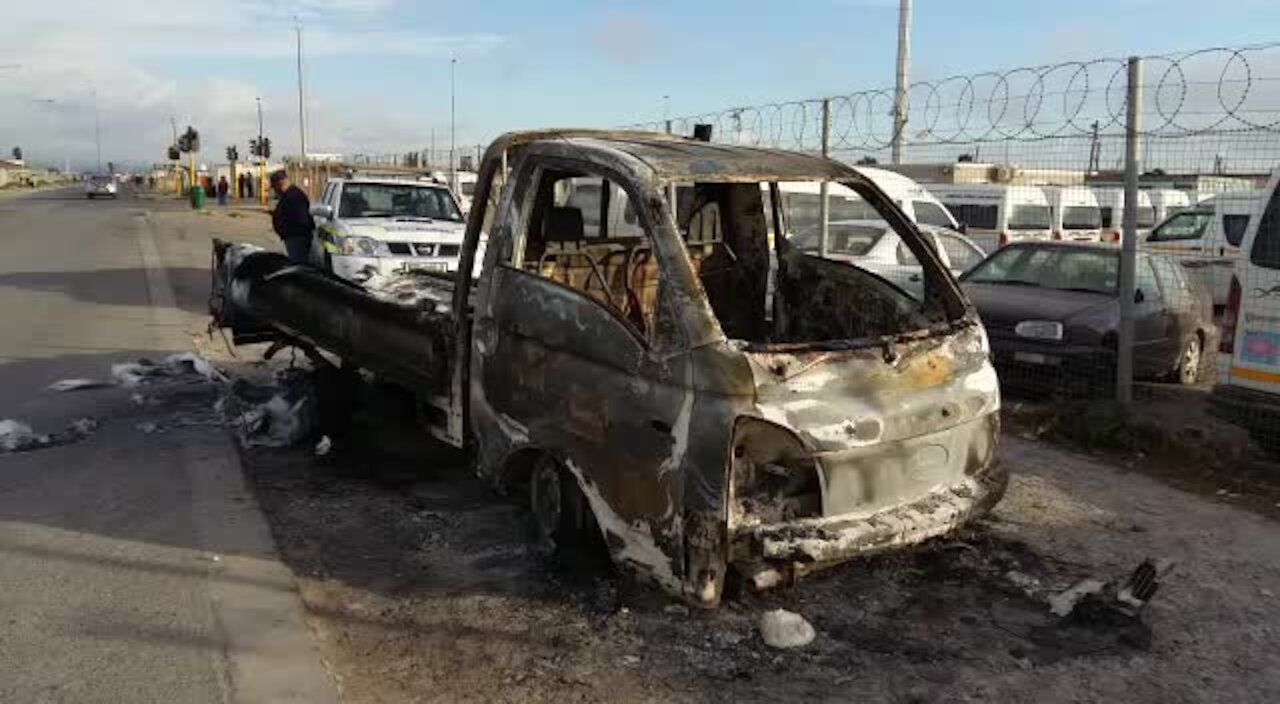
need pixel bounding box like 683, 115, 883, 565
529, 454, 595, 549
1176, 335, 1202, 385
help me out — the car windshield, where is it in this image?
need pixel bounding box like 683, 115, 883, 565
912, 200, 955, 228
790, 222, 887, 256
1008, 204, 1052, 230
1063, 205, 1101, 229
964, 246, 1118, 294
338, 183, 463, 221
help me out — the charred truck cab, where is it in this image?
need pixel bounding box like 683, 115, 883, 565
214, 130, 1005, 607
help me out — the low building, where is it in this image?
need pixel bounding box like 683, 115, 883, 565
880, 161, 1087, 187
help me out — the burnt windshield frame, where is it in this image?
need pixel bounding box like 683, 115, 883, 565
770, 178, 968, 325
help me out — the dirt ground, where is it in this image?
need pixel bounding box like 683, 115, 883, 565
204, 366, 1279, 704
182, 215, 1280, 703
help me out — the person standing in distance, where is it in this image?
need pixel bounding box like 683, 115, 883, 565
270, 170, 314, 263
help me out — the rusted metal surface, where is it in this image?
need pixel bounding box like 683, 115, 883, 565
212, 131, 1006, 607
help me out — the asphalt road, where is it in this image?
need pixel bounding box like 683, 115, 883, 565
0, 186, 337, 703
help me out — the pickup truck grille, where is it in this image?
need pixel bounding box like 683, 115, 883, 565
384, 242, 461, 257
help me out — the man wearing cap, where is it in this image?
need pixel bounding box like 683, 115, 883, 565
270, 170, 315, 263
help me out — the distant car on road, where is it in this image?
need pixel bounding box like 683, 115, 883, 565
308, 177, 470, 283
960, 242, 1215, 393
790, 219, 986, 298
85, 175, 117, 199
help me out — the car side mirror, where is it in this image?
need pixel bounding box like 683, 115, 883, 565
1134, 288, 1145, 303
310, 204, 334, 220
957, 223, 968, 235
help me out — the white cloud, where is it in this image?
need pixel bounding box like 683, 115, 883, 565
0, 0, 503, 168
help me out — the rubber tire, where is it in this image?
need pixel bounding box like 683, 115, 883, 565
529, 455, 595, 549
1175, 335, 1202, 386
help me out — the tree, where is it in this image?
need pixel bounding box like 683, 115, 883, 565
11, 146, 21, 161
957, 153, 975, 163
855, 156, 878, 165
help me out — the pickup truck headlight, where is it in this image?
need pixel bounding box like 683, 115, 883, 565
341, 236, 384, 257
1014, 320, 1064, 341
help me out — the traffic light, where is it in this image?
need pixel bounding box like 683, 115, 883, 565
260, 137, 271, 160
226, 145, 239, 162
177, 126, 200, 154
167, 145, 180, 161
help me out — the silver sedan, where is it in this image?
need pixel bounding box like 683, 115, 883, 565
790, 219, 986, 298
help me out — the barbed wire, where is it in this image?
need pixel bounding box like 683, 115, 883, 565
625, 43, 1280, 153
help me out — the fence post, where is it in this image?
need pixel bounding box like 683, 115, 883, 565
1117, 56, 1143, 409
819, 97, 833, 258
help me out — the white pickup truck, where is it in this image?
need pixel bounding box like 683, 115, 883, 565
309, 177, 470, 283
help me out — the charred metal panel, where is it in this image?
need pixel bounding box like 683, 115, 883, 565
213, 242, 454, 394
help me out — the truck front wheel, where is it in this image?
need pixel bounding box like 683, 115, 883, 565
529, 455, 597, 549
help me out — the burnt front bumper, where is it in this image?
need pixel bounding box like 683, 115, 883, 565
736, 468, 1007, 565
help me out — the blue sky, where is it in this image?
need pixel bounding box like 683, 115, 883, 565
2, 0, 1277, 167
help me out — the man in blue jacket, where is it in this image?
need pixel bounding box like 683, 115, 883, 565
270, 170, 314, 263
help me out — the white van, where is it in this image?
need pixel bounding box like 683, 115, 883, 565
927, 184, 1054, 252
772, 168, 960, 231
1092, 188, 1157, 244
1046, 187, 1102, 241
1143, 190, 1262, 305
1211, 172, 1280, 448
454, 171, 478, 215
1148, 188, 1193, 224
857, 167, 960, 230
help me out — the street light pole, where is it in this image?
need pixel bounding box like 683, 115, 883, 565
450, 56, 457, 190
295, 20, 308, 163
91, 88, 101, 173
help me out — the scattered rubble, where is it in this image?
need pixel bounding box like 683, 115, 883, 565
111, 353, 228, 388
1048, 578, 1108, 618
0, 419, 50, 452
230, 369, 317, 449
0, 417, 98, 453
47, 378, 110, 392
758, 609, 816, 649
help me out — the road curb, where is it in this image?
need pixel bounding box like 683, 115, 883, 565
135, 212, 343, 703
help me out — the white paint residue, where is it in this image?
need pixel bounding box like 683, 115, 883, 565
564, 459, 683, 595
780, 398, 824, 413
755, 403, 792, 428
657, 364, 695, 476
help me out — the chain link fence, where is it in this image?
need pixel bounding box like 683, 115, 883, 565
626, 43, 1280, 451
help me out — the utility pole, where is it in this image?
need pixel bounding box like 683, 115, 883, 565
663, 95, 670, 122
891, 0, 912, 164
450, 56, 457, 191
295, 20, 308, 163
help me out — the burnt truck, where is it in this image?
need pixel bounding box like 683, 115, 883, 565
212, 130, 1006, 606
